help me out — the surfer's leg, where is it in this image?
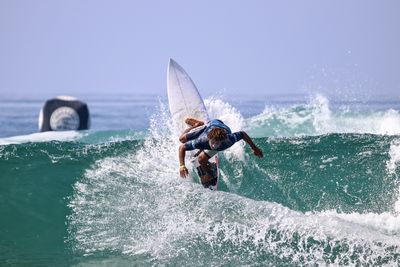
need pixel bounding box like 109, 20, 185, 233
185, 117, 205, 127
179, 124, 206, 143
198, 152, 212, 170
198, 151, 218, 184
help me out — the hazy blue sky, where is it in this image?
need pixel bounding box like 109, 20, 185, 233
0, 0, 399, 97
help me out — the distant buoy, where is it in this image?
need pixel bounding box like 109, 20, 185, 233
38, 96, 90, 132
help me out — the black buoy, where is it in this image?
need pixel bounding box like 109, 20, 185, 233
38, 96, 90, 132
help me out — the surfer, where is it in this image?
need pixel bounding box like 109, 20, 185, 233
179, 117, 263, 185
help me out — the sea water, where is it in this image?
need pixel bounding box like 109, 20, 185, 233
1, 93, 400, 266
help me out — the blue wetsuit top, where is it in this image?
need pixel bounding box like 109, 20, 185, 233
184, 119, 243, 151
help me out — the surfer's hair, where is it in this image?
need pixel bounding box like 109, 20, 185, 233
207, 128, 227, 141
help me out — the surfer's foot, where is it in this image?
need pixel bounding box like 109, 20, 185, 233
185, 117, 204, 127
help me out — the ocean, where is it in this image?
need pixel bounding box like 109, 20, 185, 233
1, 93, 400, 266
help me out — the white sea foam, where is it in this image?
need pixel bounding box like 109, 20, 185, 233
395, 193, 400, 214
321, 210, 400, 236
0, 130, 81, 145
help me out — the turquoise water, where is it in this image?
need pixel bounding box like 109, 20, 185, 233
1, 94, 400, 266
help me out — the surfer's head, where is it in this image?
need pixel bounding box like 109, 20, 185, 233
208, 128, 227, 149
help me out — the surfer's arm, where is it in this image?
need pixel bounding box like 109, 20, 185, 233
241, 131, 263, 158
179, 144, 189, 178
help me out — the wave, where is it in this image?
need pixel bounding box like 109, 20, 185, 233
2, 96, 400, 265
65, 105, 400, 265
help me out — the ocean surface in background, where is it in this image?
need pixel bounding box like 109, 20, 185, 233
1, 93, 400, 266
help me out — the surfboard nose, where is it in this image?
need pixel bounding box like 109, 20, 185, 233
169, 58, 178, 68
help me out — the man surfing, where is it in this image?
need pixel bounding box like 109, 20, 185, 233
178, 117, 263, 187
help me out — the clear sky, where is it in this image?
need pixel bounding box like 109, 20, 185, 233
0, 0, 399, 97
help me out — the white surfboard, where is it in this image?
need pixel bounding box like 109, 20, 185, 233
167, 58, 219, 190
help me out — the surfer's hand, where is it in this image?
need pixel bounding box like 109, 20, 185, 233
180, 165, 188, 178
252, 146, 263, 158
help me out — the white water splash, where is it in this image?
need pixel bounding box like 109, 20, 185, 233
386, 139, 400, 176
247, 94, 400, 137
386, 139, 400, 213
310, 94, 333, 134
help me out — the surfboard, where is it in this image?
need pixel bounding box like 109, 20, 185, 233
167, 58, 219, 190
